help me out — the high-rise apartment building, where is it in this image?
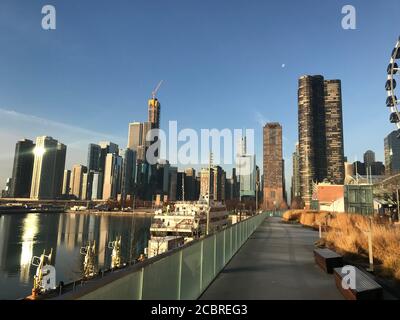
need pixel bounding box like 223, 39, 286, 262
298, 75, 345, 206
263, 123, 285, 210
10, 139, 35, 198
384, 130, 400, 176
30, 136, 66, 200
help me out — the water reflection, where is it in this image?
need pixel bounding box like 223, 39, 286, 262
0, 212, 151, 300
19, 214, 39, 284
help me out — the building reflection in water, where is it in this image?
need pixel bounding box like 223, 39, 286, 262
0, 212, 151, 300
19, 214, 39, 284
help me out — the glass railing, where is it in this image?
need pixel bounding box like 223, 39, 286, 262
63, 212, 268, 300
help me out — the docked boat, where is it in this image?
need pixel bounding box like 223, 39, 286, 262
149, 194, 229, 249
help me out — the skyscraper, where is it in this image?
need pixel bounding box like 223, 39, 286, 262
291, 143, 301, 202
148, 98, 161, 129
200, 168, 214, 198
54, 142, 67, 198
128, 122, 152, 161
87, 144, 101, 172
298, 75, 345, 206
30, 136, 66, 200
184, 168, 197, 200
168, 167, 178, 201
128, 122, 143, 151
236, 137, 256, 200
10, 139, 35, 198
102, 153, 122, 200
263, 123, 285, 210
97, 141, 119, 198
384, 130, 400, 176
120, 148, 136, 202
213, 166, 225, 202
62, 169, 71, 196
70, 165, 87, 199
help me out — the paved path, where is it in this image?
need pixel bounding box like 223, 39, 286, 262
200, 217, 343, 300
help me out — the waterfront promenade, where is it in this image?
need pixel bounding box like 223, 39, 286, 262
200, 217, 343, 300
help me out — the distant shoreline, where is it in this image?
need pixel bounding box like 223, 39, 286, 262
66, 210, 155, 217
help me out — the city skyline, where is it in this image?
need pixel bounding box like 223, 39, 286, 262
0, 1, 399, 191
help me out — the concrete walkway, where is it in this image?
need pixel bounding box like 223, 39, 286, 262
200, 217, 343, 300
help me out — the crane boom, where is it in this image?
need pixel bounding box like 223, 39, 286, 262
152, 80, 163, 99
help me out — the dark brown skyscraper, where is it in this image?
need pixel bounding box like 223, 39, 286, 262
263, 123, 286, 210
298, 75, 345, 207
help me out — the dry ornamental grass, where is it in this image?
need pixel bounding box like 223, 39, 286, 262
282, 210, 400, 279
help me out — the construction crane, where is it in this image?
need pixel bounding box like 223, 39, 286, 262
152, 80, 164, 99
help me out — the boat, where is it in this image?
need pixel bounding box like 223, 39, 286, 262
147, 194, 229, 257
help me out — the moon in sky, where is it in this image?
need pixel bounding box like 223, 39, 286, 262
282, 64, 286, 68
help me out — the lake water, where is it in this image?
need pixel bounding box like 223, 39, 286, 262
0, 212, 152, 300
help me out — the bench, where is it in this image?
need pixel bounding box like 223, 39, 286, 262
334, 266, 383, 300
314, 248, 343, 274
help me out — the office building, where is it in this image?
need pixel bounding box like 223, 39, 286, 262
10, 139, 35, 198
30, 136, 66, 200
298, 75, 345, 206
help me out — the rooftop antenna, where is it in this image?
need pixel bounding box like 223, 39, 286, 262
152, 80, 164, 99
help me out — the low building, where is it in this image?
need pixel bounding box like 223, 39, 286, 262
312, 183, 345, 213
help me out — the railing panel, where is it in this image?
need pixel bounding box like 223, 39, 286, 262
78, 269, 142, 300
215, 231, 225, 273
180, 241, 202, 300
225, 227, 232, 261
142, 251, 180, 299
66, 213, 268, 300
201, 235, 216, 290
232, 223, 237, 253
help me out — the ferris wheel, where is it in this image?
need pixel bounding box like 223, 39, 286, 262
386, 36, 400, 129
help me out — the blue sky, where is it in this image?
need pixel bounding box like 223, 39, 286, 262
0, 0, 399, 190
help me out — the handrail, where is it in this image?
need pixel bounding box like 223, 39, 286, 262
36, 212, 269, 300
